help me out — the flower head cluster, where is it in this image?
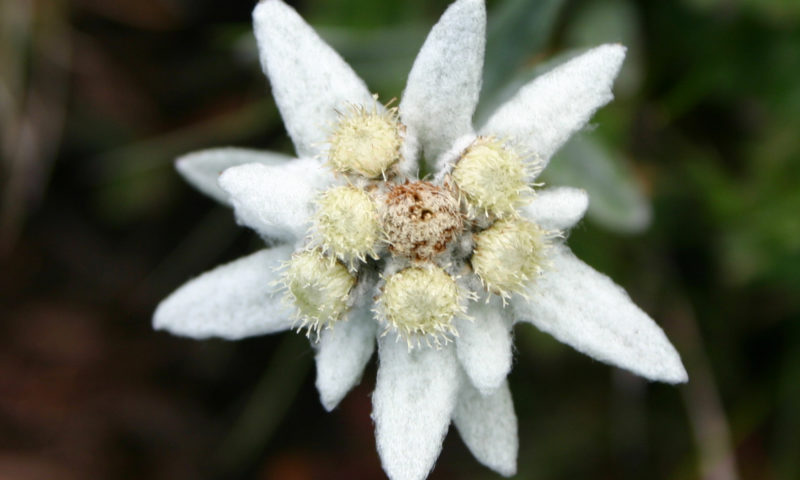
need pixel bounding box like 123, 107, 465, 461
155, 1, 688, 479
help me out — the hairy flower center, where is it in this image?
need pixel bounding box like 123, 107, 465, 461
471, 218, 550, 299
378, 265, 461, 346
382, 181, 463, 261
314, 185, 381, 267
328, 104, 403, 178
284, 250, 355, 334
453, 136, 533, 217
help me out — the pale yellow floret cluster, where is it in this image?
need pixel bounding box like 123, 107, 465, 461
327, 103, 403, 179
283, 249, 355, 335
283, 102, 404, 337
377, 265, 464, 347
283, 99, 558, 347
452, 136, 536, 217
471, 218, 552, 301
314, 185, 381, 268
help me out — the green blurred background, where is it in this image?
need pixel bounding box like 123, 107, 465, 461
2, 0, 799, 478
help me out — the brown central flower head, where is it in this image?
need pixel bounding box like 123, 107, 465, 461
382, 180, 463, 261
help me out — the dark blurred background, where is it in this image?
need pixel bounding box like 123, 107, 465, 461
2, 0, 799, 478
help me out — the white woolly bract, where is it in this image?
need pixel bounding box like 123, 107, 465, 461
154, 245, 295, 340
372, 338, 460, 480
399, 0, 485, 167
217, 159, 331, 242
252, 0, 378, 158
453, 377, 518, 477
512, 244, 689, 384
315, 308, 377, 411
480, 44, 626, 170
454, 296, 513, 395
521, 186, 589, 231
176, 147, 291, 205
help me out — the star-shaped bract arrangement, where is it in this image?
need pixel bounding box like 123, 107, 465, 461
155, 1, 688, 479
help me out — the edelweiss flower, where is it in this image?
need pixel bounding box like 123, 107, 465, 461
154, 1, 688, 479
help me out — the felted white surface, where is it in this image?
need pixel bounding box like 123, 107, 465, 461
218, 158, 331, 242
153, 245, 294, 340
175, 147, 292, 205
372, 337, 460, 480
480, 44, 626, 169
315, 308, 377, 411
433, 133, 477, 181
396, 128, 420, 179
400, 0, 485, 168
521, 187, 589, 231
253, 0, 379, 158
454, 297, 513, 395
452, 377, 518, 477
513, 244, 688, 383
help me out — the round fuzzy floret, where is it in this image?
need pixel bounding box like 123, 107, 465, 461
452, 137, 534, 217
378, 265, 464, 347
471, 218, 550, 300
382, 181, 463, 261
328, 104, 403, 179
284, 250, 355, 335
314, 185, 381, 268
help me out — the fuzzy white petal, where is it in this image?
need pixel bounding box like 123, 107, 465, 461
253, 0, 379, 158
481, 44, 626, 168
521, 187, 589, 231
455, 297, 513, 395
513, 245, 688, 383
396, 129, 421, 178
373, 338, 460, 480
175, 148, 292, 205
434, 133, 478, 181
153, 246, 294, 340
453, 378, 518, 477
315, 308, 377, 411
400, 0, 485, 167
218, 158, 331, 242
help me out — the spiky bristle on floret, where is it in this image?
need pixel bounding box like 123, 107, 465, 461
282, 249, 355, 336
471, 218, 558, 301
328, 102, 403, 179
376, 265, 468, 348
